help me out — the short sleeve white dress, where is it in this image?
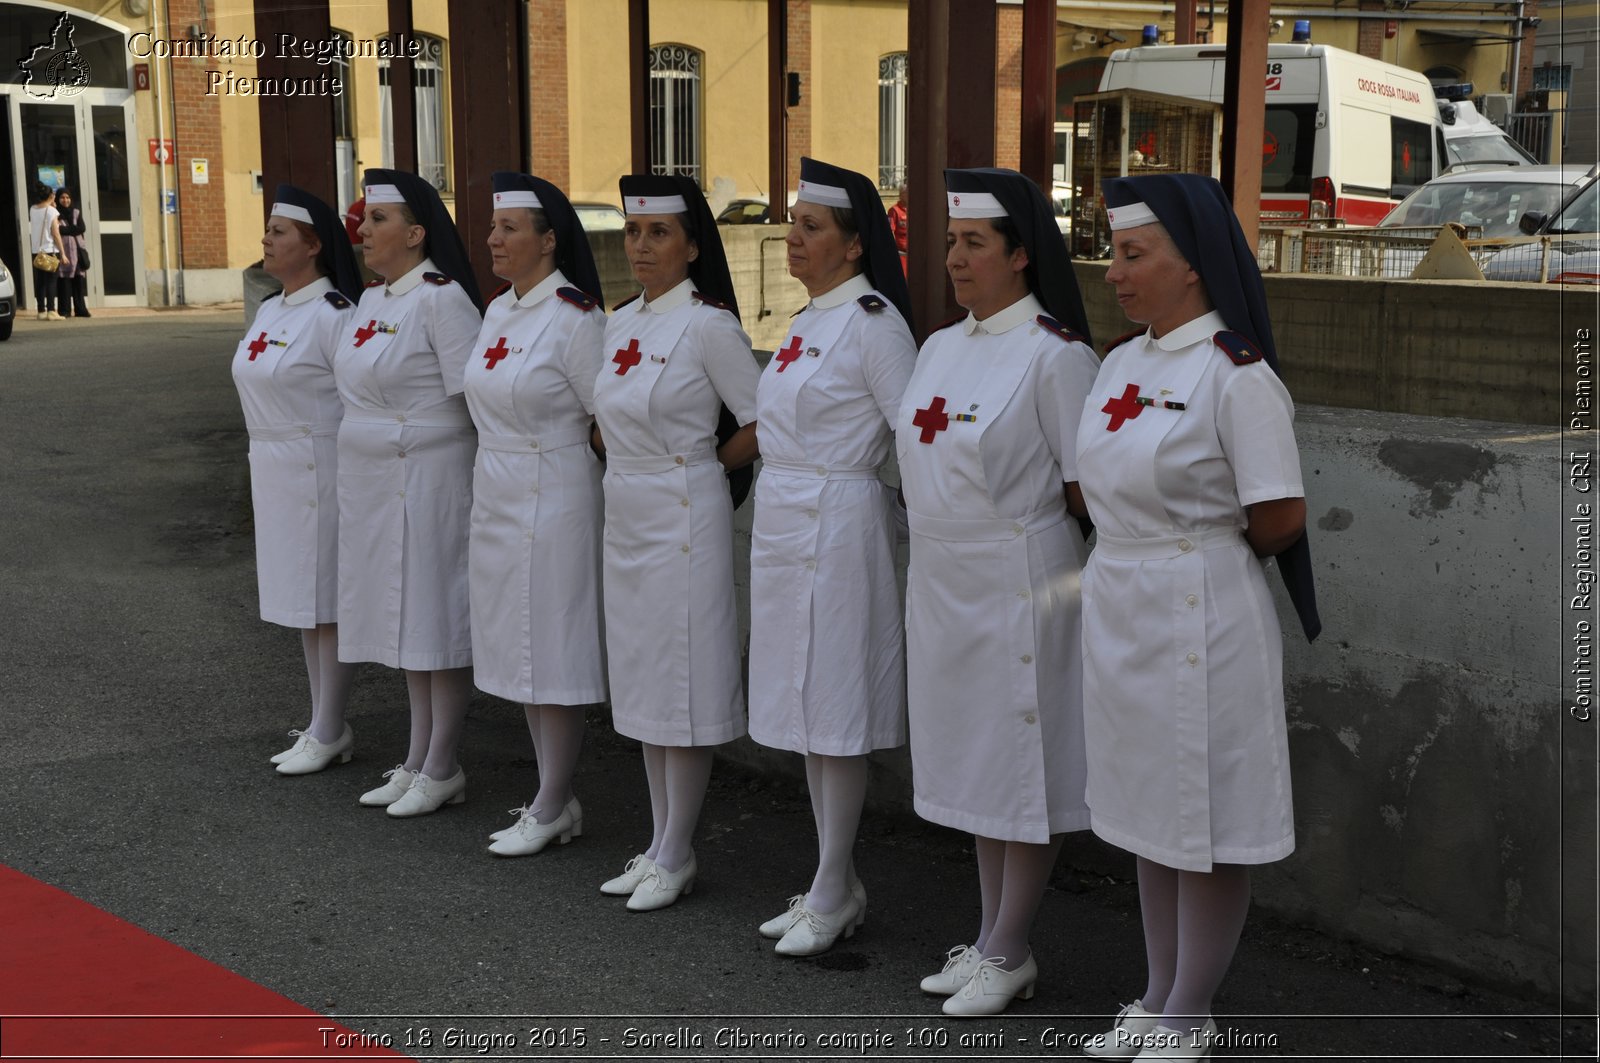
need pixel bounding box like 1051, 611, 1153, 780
593, 278, 761, 746
748, 274, 917, 755
334, 259, 483, 670
1075, 310, 1304, 872
896, 294, 1101, 843
463, 270, 608, 705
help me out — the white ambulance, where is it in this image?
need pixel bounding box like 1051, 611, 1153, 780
1097, 42, 1440, 224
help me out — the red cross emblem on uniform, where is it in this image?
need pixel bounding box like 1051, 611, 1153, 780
774, 335, 804, 372
353, 319, 378, 347
483, 337, 510, 370
1102, 383, 1144, 431
913, 396, 951, 444
952, 195, 961, 206
612, 338, 643, 375
246, 331, 269, 361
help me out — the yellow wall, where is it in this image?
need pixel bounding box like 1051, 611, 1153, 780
810, 0, 905, 183
571, 0, 777, 207
567, 0, 635, 206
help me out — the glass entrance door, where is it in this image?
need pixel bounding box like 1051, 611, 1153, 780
13, 97, 141, 308
90, 102, 136, 303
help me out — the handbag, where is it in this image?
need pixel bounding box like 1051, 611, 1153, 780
76, 243, 90, 271
33, 251, 59, 273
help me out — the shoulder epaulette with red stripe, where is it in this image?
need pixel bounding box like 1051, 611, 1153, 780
1213, 330, 1264, 366
323, 290, 351, 310
365, 278, 384, 288
488, 281, 512, 302
929, 313, 966, 335
857, 293, 887, 313
1035, 314, 1087, 346
1104, 327, 1144, 355
422, 271, 453, 286
611, 293, 641, 312
692, 290, 734, 312
557, 286, 598, 312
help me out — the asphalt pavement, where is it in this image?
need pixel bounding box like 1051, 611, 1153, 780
0, 310, 1592, 1061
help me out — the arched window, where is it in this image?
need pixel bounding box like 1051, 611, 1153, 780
650, 43, 702, 182
878, 52, 909, 190
380, 33, 449, 191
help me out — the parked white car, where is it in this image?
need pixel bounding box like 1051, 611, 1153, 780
1380, 164, 1592, 240
0, 259, 15, 341
1480, 173, 1600, 282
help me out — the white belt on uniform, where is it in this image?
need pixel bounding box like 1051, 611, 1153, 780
342, 407, 476, 429
908, 502, 1067, 543
1092, 526, 1244, 561
759, 457, 880, 481
247, 422, 341, 442
605, 448, 719, 474
476, 427, 592, 454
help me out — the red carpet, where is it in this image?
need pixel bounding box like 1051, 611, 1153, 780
0, 865, 408, 1060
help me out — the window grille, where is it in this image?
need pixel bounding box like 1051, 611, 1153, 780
379, 34, 449, 191
878, 52, 909, 190
649, 44, 703, 183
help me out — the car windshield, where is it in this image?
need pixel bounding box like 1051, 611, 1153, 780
574, 206, 626, 232
1549, 182, 1600, 234
1444, 134, 1538, 167
1383, 179, 1573, 239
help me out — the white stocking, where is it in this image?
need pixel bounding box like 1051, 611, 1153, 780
419, 666, 471, 779
655, 745, 712, 873
641, 743, 668, 861
973, 836, 1005, 953
1136, 856, 1180, 1013
980, 835, 1065, 971
531, 704, 586, 823
402, 669, 433, 771
299, 629, 320, 728
308, 624, 355, 744
804, 753, 866, 914
1163, 864, 1251, 1034
523, 704, 544, 788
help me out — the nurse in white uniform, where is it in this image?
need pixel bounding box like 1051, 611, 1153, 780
592, 174, 762, 911
336, 168, 485, 818
898, 168, 1101, 1017
1075, 174, 1320, 1062
748, 157, 917, 956
466, 172, 608, 857
233, 186, 363, 776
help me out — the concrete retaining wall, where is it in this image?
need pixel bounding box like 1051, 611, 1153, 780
1073, 262, 1582, 427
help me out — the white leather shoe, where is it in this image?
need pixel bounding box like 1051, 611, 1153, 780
490, 796, 582, 842
275, 724, 353, 776
385, 769, 466, 817
270, 729, 310, 765
775, 894, 863, 957
759, 871, 867, 939
920, 944, 983, 996
1083, 1000, 1162, 1059
488, 805, 576, 856
941, 954, 1037, 1018
359, 765, 415, 807
1132, 1019, 1216, 1060
600, 854, 655, 896
759, 895, 807, 939
626, 852, 696, 911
